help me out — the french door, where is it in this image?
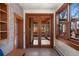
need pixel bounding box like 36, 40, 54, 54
26, 14, 53, 48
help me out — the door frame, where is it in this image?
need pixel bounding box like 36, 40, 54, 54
25, 13, 54, 48
14, 13, 23, 49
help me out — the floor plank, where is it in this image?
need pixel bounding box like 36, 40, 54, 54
25, 48, 59, 56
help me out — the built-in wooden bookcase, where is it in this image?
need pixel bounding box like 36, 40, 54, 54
0, 3, 8, 40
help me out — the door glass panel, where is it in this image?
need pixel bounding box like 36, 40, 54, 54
29, 18, 39, 46
41, 19, 50, 45
33, 23, 39, 45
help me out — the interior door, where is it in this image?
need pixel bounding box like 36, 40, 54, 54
26, 14, 53, 48
29, 16, 40, 47
14, 14, 23, 49
17, 20, 23, 48
40, 17, 51, 47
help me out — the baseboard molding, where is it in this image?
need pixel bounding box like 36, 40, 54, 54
54, 47, 64, 56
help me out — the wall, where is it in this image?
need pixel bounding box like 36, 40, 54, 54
24, 9, 54, 13
0, 3, 23, 55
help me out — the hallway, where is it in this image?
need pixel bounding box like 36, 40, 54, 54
0, 3, 79, 56
25, 48, 59, 56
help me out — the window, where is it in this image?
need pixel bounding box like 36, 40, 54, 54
55, 3, 79, 51
55, 4, 68, 38
70, 3, 79, 40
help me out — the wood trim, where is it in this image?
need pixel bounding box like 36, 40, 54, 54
14, 13, 23, 49
56, 3, 69, 14
14, 13, 23, 20
50, 14, 54, 48
25, 13, 53, 15
25, 14, 30, 48
7, 4, 9, 44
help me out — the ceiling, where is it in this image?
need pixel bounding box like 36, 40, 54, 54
19, 3, 63, 11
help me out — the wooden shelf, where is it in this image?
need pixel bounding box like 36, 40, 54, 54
0, 9, 7, 14
0, 3, 8, 40
0, 21, 7, 23
0, 3, 7, 12
0, 31, 7, 32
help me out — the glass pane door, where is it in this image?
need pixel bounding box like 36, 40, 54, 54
40, 18, 51, 45
28, 16, 52, 48
32, 22, 39, 45
29, 17, 39, 46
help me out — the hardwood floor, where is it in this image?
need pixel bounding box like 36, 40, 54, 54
25, 48, 59, 56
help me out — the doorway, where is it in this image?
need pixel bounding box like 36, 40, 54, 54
26, 14, 53, 48
14, 14, 23, 49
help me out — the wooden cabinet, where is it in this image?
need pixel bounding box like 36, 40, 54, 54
0, 3, 8, 40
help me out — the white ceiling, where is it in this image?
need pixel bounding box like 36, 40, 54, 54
19, 3, 63, 10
